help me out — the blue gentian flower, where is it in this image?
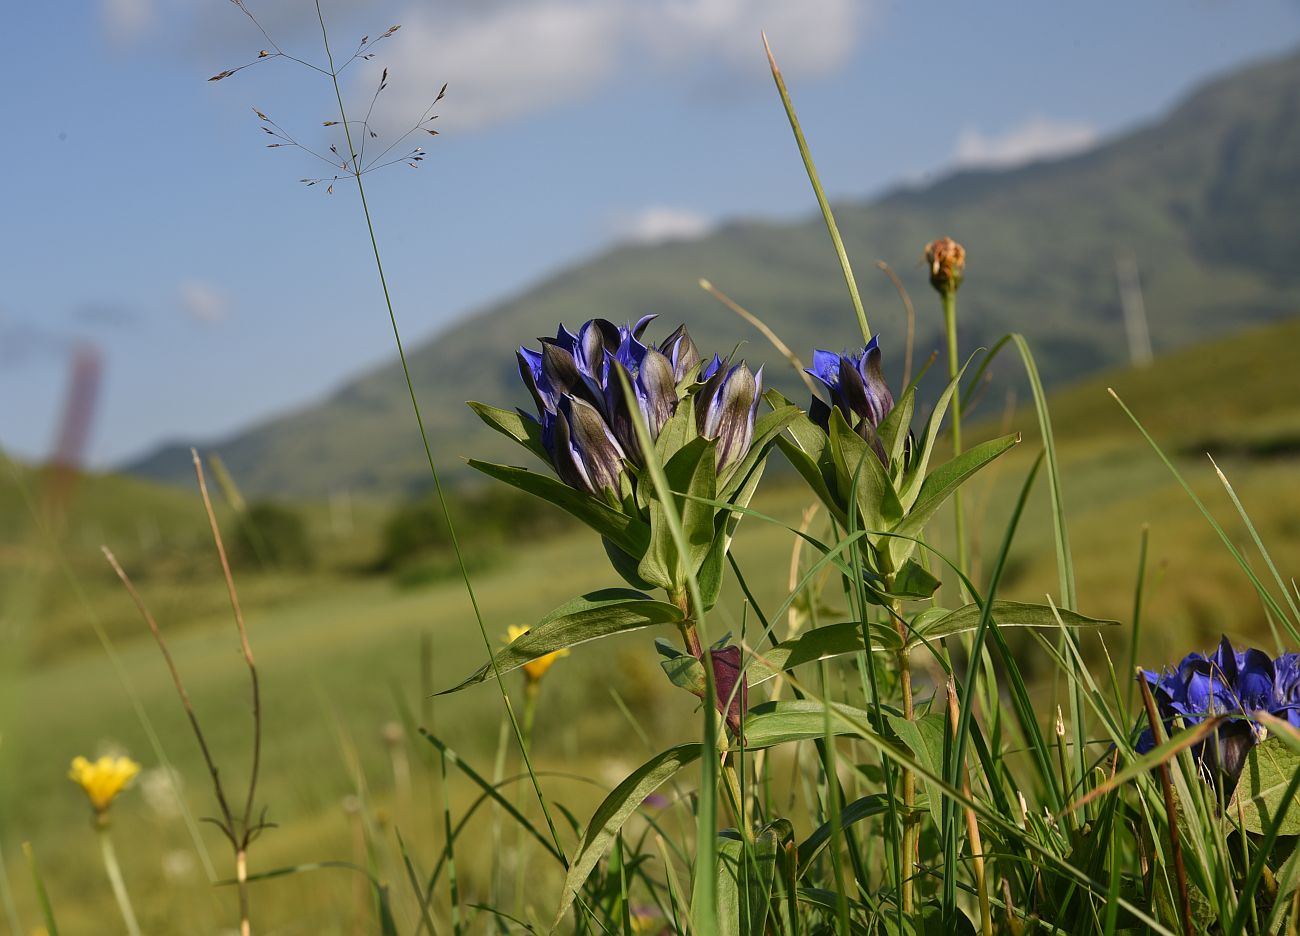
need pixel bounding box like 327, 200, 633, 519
1137, 636, 1300, 782
806, 337, 896, 463
695, 357, 762, 470
516, 315, 702, 493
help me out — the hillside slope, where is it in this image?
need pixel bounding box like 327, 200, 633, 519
127, 49, 1300, 497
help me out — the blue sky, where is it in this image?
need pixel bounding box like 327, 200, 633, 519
2, 0, 1298, 467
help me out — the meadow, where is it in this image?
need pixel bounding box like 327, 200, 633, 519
5, 8, 1300, 932
3, 313, 1298, 933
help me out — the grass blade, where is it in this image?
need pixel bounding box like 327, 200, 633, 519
763, 33, 870, 344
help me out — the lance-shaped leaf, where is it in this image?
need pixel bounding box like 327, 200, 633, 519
553, 700, 882, 927
909, 600, 1118, 648
659, 621, 902, 694
1227, 736, 1300, 836
828, 407, 901, 535
797, 795, 889, 872
639, 436, 717, 591
887, 433, 1019, 567
875, 385, 916, 477
887, 712, 950, 827
896, 357, 975, 512
775, 434, 843, 526
468, 459, 649, 557
887, 558, 941, 600
439, 589, 683, 694
707, 822, 789, 936
467, 401, 549, 463
742, 699, 875, 749
554, 743, 705, 929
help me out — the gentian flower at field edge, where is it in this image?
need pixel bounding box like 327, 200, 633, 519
1137, 636, 1300, 780
695, 355, 763, 471
515, 315, 702, 494
806, 337, 896, 464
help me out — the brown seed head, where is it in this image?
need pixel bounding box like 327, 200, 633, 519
924, 237, 966, 294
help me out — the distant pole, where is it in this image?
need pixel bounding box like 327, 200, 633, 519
1116, 251, 1154, 366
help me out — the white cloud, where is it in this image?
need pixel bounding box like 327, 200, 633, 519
179, 281, 228, 324
372, 0, 868, 134
954, 116, 1100, 169
384, 2, 621, 133
101, 0, 155, 44
615, 206, 714, 245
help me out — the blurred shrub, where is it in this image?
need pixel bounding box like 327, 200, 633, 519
232, 501, 315, 571
376, 486, 573, 577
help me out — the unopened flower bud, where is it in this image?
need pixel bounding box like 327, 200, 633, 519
924, 237, 966, 293
696, 358, 762, 470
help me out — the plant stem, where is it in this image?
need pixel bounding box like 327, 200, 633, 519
1138, 671, 1193, 936
98, 824, 142, 936
941, 290, 969, 594
674, 591, 702, 657
522, 681, 539, 752
311, 0, 566, 864
236, 849, 251, 936
884, 580, 917, 915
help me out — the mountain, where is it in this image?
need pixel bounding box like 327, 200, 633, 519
127, 48, 1300, 498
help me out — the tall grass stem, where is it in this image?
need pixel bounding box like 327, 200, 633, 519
98, 825, 142, 936
763, 33, 871, 345
310, 0, 567, 862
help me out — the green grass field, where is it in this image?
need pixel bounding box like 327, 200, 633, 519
2, 317, 1297, 933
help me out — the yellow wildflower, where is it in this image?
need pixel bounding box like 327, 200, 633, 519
69, 755, 141, 813
507, 624, 569, 683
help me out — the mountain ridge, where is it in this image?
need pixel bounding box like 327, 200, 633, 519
126, 46, 1300, 497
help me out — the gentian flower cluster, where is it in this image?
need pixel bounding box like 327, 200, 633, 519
1139, 636, 1300, 780
806, 336, 896, 465
516, 316, 762, 497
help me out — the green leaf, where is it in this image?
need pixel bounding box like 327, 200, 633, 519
796, 795, 889, 873
658, 622, 901, 695
554, 743, 705, 929
467, 401, 548, 462
603, 537, 655, 590
888, 433, 1018, 567
641, 437, 717, 591
708, 823, 789, 936
910, 600, 1117, 649
1229, 736, 1300, 836
828, 407, 901, 534
896, 359, 971, 511
655, 393, 697, 467
889, 558, 941, 600
468, 459, 648, 557
887, 713, 949, 828
696, 521, 730, 612
876, 385, 916, 478
742, 699, 875, 750
774, 434, 844, 526
438, 589, 683, 693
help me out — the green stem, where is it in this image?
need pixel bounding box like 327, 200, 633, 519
890, 593, 917, 915
98, 824, 142, 936
941, 290, 968, 590
311, 0, 566, 864
522, 681, 539, 752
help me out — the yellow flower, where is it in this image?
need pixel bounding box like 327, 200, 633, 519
507, 625, 569, 683
69, 755, 141, 813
